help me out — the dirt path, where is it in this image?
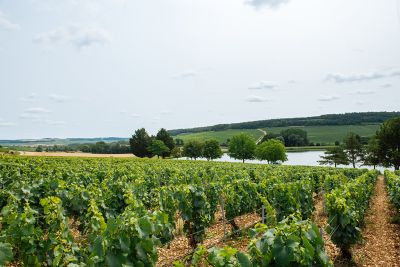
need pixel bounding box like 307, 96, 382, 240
351, 175, 400, 266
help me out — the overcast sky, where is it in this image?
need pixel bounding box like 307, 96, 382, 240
1, 0, 400, 139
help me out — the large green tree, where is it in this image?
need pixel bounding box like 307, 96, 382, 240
228, 133, 256, 163
129, 128, 152, 157
318, 146, 349, 168
343, 132, 363, 168
183, 140, 204, 160
255, 139, 287, 164
156, 128, 175, 157
148, 140, 170, 159
203, 139, 223, 161
376, 117, 400, 170
361, 137, 380, 169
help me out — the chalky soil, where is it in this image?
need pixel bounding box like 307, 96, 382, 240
352, 175, 400, 266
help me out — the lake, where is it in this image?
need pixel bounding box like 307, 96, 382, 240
179, 151, 390, 171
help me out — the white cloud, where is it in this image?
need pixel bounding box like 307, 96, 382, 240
0, 11, 20, 31
171, 70, 197, 80
160, 110, 172, 115
318, 95, 340, 102
245, 0, 290, 9
245, 95, 269, 102
45, 120, 66, 126
49, 94, 69, 103
351, 90, 375, 95
33, 25, 111, 49
20, 93, 37, 102
382, 83, 392, 88
0, 118, 16, 127
130, 113, 141, 118
248, 81, 278, 90
19, 107, 51, 120
355, 101, 366, 105
326, 69, 400, 83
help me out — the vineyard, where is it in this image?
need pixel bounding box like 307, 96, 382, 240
0, 155, 394, 266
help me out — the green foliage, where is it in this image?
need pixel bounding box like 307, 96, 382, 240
183, 140, 204, 160
156, 128, 175, 157
148, 140, 170, 159
170, 147, 182, 158
325, 171, 378, 256
228, 133, 256, 163
255, 139, 287, 163
361, 137, 380, 168
385, 170, 400, 211
129, 128, 153, 157
203, 139, 223, 161
318, 146, 349, 167
280, 128, 309, 147
0, 155, 370, 266
179, 217, 331, 267
343, 132, 363, 168
376, 117, 400, 170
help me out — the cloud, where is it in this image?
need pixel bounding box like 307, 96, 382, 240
248, 81, 278, 90
382, 83, 392, 88
318, 95, 340, 102
160, 110, 172, 115
33, 25, 111, 49
19, 107, 51, 120
326, 69, 400, 83
0, 118, 16, 127
245, 95, 269, 102
355, 101, 366, 106
130, 113, 141, 118
245, 0, 290, 9
20, 93, 37, 102
351, 90, 375, 95
171, 70, 197, 80
0, 11, 20, 31
49, 94, 69, 103
45, 120, 66, 126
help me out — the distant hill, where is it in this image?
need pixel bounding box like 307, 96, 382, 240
0, 137, 127, 147
168, 112, 400, 135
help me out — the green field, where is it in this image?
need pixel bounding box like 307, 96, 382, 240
174, 124, 380, 145
174, 128, 264, 143
264, 124, 380, 144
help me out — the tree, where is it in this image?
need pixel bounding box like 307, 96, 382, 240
255, 139, 287, 164
156, 128, 175, 157
280, 128, 309, 147
360, 137, 380, 169
170, 147, 182, 158
35, 145, 44, 152
203, 139, 223, 161
376, 117, 400, 170
343, 132, 363, 168
129, 128, 152, 157
183, 140, 204, 160
318, 146, 349, 167
228, 133, 256, 163
148, 140, 170, 159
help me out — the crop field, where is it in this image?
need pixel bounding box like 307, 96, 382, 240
173, 129, 263, 144
1, 155, 396, 266
173, 124, 380, 145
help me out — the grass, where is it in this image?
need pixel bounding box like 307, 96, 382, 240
174, 129, 263, 144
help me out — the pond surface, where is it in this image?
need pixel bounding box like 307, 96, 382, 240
180, 151, 390, 171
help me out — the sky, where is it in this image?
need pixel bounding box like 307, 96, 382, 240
0, 0, 400, 139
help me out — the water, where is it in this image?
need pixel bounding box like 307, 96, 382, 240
179, 151, 391, 171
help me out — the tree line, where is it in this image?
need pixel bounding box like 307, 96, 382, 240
36, 141, 131, 154
319, 117, 400, 170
